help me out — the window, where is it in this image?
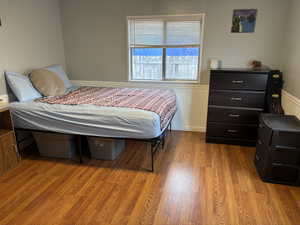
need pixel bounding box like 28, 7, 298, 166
127, 14, 204, 82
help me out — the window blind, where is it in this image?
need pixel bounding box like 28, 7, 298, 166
129, 16, 203, 47
129, 20, 164, 46
166, 21, 201, 46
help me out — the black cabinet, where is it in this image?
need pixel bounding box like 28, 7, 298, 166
206, 69, 269, 146
255, 114, 300, 186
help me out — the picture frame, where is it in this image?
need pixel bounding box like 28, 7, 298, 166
231, 9, 257, 33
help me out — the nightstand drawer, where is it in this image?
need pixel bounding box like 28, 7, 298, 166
208, 106, 261, 124
0, 107, 20, 176
267, 163, 300, 184
259, 114, 300, 148
272, 147, 300, 165
209, 90, 265, 109
0, 131, 16, 146
256, 139, 300, 166
210, 72, 268, 91
0, 132, 19, 175
207, 123, 258, 140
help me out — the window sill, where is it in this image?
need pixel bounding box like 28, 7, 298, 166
128, 79, 200, 85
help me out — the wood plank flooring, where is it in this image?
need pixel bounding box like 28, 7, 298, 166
0, 131, 299, 225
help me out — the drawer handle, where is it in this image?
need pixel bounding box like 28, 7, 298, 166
229, 114, 240, 118
255, 154, 260, 161
274, 145, 298, 151
232, 80, 244, 84
272, 162, 300, 170
227, 129, 238, 133
231, 97, 242, 101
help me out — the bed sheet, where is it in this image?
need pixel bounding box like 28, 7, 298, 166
9, 101, 165, 139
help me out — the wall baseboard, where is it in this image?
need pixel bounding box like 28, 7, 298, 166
282, 90, 300, 119
72, 80, 209, 132
181, 126, 207, 132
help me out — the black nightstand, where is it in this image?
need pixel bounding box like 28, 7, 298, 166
255, 114, 300, 186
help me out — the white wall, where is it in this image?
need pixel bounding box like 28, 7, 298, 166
203, 0, 289, 82
60, 0, 156, 83
0, 0, 66, 95
280, 0, 300, 119
282, 90, 300, 119
282, 0, 300, 99
60, 0, 290, 83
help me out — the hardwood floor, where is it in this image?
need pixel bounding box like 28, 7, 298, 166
0, 131, 299, 225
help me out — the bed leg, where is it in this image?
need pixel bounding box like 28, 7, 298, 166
162, 136, 165, 149
76, 135, 83, 164
169, 122, 172, 133
150, 142, 154, 172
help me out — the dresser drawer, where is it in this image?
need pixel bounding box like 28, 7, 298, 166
207, 123, 258, 140
208, 106, 261, 124
209, 90, 265, 109
210, 72, 268, 91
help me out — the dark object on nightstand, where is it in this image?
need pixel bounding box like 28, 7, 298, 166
206, 68, 271, 146
250, 60, 262, 69
255, 114, 300, 186
266, 71, 284, 114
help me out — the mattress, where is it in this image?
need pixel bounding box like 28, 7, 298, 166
37, 86, 176, 130
9, 101, 166, 139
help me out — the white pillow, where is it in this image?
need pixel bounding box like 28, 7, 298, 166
44, 65, 73, 89
5, 71, 42, 102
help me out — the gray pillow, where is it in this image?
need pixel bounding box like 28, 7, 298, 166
44, 65, 73, 89
5, 71, 42, 102
30, 69, 66, 96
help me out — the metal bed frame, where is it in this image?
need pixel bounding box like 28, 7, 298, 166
16, 117, 174, 172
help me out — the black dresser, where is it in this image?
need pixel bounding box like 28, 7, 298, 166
206, 69, 270, 146
255, 114, 300, 186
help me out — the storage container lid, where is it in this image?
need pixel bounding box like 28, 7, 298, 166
261, 114, 300, 132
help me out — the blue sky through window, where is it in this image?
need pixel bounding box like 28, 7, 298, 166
166, 48, 199, 56
133, 48, 162, 56
133, 48, 199, 56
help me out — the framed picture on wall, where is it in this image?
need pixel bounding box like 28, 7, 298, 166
231, 9, 257, 33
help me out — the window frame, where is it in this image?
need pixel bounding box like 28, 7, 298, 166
127, 14, 205, 83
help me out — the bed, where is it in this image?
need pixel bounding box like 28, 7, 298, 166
10, 98, 168, 139
10, 86, 177, 171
